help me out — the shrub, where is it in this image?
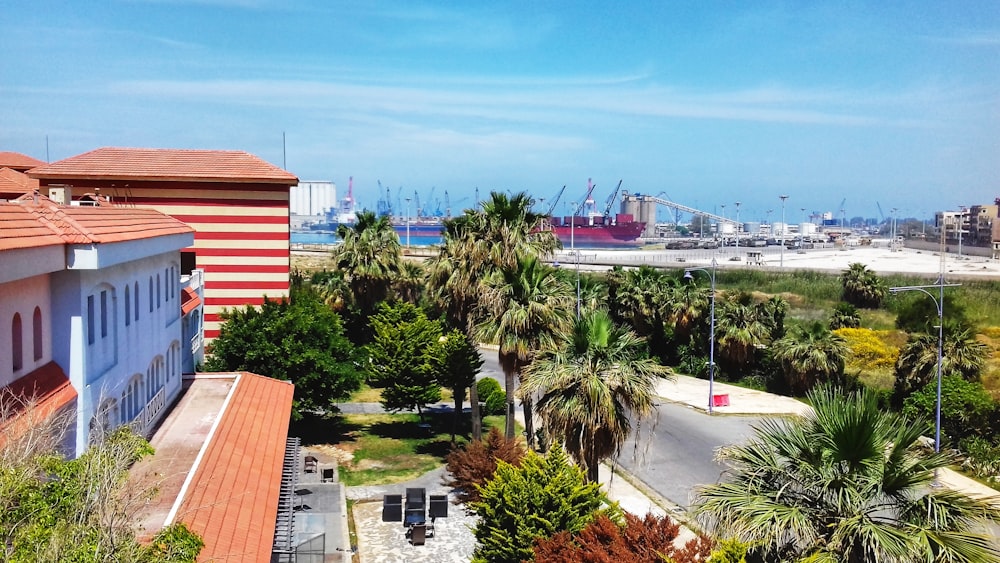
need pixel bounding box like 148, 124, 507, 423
960, 436, 1000, 482
532, 512, 715, 563
476, 377, 506, 415
833, 327, 900, 373
471, 445, 613, 563
443, 427, 526, 504
903, 375, 997, 445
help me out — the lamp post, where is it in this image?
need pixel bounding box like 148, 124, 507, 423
958, 206, 966, 258
404, 197, 411, 248
889, 277, 961, 453
570, 202, 581, 319
684, 258, 717, 413
734, 201, 741, 255
779, 195, 788, 267
800, 208, 806, 248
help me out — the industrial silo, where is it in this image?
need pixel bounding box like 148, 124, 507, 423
641, 197, 658, 237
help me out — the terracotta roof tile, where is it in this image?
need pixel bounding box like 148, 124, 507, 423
176, 372, 294, 562
0, 151, 46, 172
0, 362, 77, 449
0, 167, 39, 196
29, 147, 298, 184
0, 198, 194, 251
181, 287, 202, 315
0, 203, 64, 251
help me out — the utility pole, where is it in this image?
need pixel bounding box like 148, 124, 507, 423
779, 195, 789, 267
734, 202, 741, 256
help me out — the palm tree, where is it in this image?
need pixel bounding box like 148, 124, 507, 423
770, 321, 848, 394
829, 301, 861, 330
694, 385, 1000, 562
714, 293, 771, 376
894, 327, 988, 402
330, 210, 401, 315
429, 192, 561, 441
841, 262, 887, 308
520, 310, 672, 482
474, 255, 573, 442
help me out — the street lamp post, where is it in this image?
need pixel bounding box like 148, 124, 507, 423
958, 207, 966, 258
889, 277, 961, 453
779, 195, 789, 267
800, 208, 806, 248
404, 197, 411, 248
684, 258, 717, 413
734, 202, 741, 255
570, 202, 581, 319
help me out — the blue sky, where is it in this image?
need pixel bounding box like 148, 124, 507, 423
2, 1, 998, 222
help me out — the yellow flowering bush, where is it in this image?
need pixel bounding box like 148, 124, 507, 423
833, 327, 900, 372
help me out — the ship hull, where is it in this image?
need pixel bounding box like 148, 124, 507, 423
551, 222, 645, 248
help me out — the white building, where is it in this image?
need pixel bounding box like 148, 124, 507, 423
290, 180, 337, 216
1, 193, 196, 455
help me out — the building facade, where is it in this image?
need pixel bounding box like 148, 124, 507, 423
1, 195, 194, 455
29, 148, 298, 340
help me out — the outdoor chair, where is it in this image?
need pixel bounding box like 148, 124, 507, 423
303, 455, 318, 473
405, 487, 426, 510
382, 494, 402, 522
429, 494, 448, 519
409, 523, 427, 546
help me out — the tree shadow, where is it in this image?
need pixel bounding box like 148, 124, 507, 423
290, 411, 361, 446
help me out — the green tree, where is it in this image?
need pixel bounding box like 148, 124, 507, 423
714, 293, 771, 377
427, 192, 559, 438
770, 321, 848, 395
474, 255, 573, 443
365, 302, 443, 419
903, 375, 997, 445
893, 328, 988, 403
520, 310, 672, 482
437, 329, 484, 441
829, 301, 861, 330
841, 262, 887, 308
205, 292, 362, 419
471, 445, 616, 563
331, 210, 402, 317
0, 417, 203, 563
693, 385, 1000, 562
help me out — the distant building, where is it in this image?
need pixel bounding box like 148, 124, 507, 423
1, 193, 195, 456
290, 180, 337, 216
967, 204, 998, 247
29, 148, 299, 340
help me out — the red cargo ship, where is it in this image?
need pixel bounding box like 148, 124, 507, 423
547, 213, 646, 248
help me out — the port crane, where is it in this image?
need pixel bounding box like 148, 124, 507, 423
602, 180, 623, 218
544, 185, 566, 216
576, 178, 597, 216
414, 190, 422, 219
377, 180, 392, 216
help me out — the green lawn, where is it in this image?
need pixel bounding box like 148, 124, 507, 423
291, 411, 512, 486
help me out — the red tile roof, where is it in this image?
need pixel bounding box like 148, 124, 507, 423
181, 286, 202, 315
0, 197, 194, 251
0, 151, 46, 172
175, 372, 294, 562
29, 147, 298, 184
0, 362, 77, 449
0, 202, 66, 251
0, 167, 39, 195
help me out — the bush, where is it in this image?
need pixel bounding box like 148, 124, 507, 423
471, 445, 613, 563
532, 512, 715, 562
476, 378, 506, 415
833, 327, 899, 373
959, 436, 1000, 482
443, 427, 526, 504
902, 375, 997, 445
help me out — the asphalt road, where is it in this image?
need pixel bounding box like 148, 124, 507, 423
478, 349, 762, 510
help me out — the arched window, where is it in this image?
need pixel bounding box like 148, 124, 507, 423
148, 277, 153, 313
12, 313, 23, 371
134, 282, 139, 322
164, 268, 169, 302
156, 274, 161, 309
32, 307, 42, 361
125, 285, 131, 327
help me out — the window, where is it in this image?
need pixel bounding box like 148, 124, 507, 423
148, 277, 153, 313
12, 313, 22, 371
87, 296, 95, 345
134, 282, 139, 322
32, 307, 42, 361
164, 268, 169, 302
100, 290, 108, 338
125, 285, 131, 327
156, 275, 161, 309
